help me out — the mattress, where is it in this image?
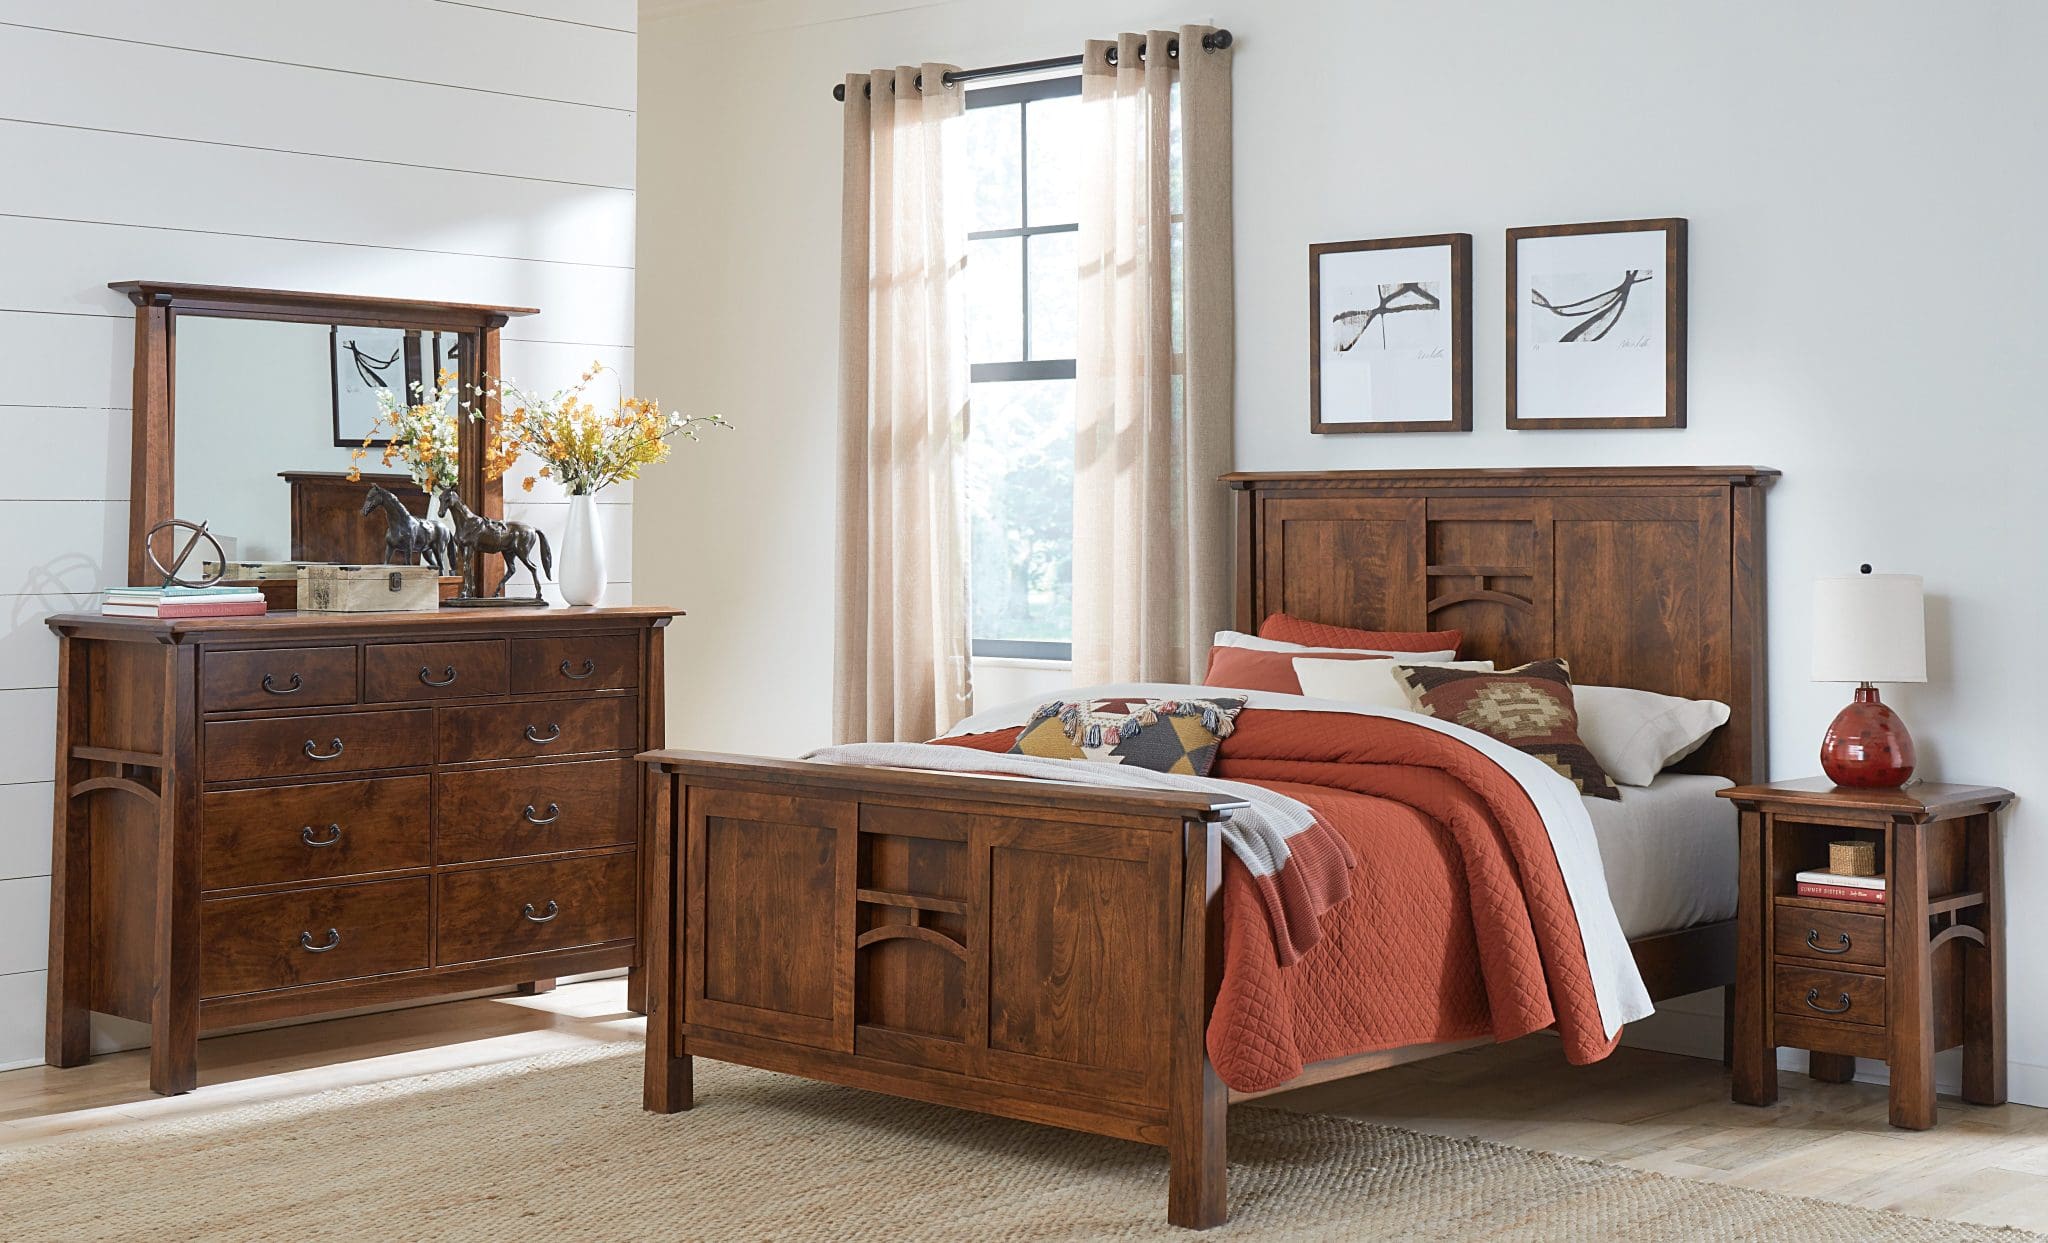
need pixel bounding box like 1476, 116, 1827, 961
1584, 773, 1738, 939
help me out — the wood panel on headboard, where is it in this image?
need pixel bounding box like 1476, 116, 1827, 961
1225, 467, 1779, 786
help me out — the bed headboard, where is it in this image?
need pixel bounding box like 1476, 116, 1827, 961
1224, 466, 1778, 786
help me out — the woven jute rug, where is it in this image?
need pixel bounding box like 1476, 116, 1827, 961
2, 1044, 2034, 1241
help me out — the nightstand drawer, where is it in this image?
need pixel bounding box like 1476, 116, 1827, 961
1775, 964, 1885, 1029
1773, 905, 1885, 968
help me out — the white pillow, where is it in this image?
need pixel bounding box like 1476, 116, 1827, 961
1292, 656, 1496, 710
1211, 629, 1456, 662
1572, 684, 1731, 786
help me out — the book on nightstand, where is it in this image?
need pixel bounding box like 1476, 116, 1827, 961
1794, 868, 1886, 904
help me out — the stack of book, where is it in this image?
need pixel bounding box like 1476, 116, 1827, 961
1795, 868, 1886, 905
101, 584, 269, 619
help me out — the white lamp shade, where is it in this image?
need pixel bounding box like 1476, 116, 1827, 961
1812, 572, 1926, 683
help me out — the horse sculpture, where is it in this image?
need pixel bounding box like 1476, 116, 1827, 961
437, 489, 553, 600
361, 484, 455, 573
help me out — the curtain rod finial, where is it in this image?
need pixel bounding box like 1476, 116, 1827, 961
1205, 29, 1233, 51
833, 82, 847, 101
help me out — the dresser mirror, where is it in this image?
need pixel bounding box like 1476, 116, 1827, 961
174, 316, 478, 567
113, 281, 537, 591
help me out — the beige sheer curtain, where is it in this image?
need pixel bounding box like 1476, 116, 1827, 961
833, 66, 973, 743
1073, 27, 1235, 684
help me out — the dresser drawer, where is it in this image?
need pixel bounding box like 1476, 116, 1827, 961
436, 853, 635, 965
202, 646, 358, 713
436, 759, 636, 864
437, 695, 636, 764
1775, 964, 1885, 1029
205, 708, 434, 782
203, 775, 430, 890
364, 640, 509, 703
511, 634, 639, 694
200, 878, 429, 997
1774, 904, 1886, 968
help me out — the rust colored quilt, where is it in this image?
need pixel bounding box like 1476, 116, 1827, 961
942, 708, 1618, 1094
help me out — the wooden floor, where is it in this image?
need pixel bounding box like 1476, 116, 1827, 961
3, 979, 2044, 1234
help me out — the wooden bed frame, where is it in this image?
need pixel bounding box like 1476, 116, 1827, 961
640, 466, 1778, 1229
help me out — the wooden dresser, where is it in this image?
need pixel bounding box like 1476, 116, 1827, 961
43, 606, 676, 1094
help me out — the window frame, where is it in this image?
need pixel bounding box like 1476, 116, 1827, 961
964, 74, 1081, 663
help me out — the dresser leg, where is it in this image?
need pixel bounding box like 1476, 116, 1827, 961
625, 965, 648, 1016
517, 979, 557, 996
1809, 1052, 1856, 1083
150, 1031, 198, 1097
45, 633, 91, 1069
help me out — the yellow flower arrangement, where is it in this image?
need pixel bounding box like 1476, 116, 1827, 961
346, 368, 522, 494
490, 362, 725, 496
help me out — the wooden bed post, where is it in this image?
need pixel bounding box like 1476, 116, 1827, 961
642, 771, 692, 1113
1168, 817, 1227, 1229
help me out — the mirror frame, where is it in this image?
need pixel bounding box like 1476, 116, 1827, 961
110, 280, 537, 587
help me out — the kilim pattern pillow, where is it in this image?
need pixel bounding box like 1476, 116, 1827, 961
1009, 696, 1247, 777
1397, 659, 1620, 799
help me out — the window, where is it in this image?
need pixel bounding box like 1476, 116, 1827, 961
958, 76, 1080, 662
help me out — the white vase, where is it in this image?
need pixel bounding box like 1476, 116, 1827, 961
559, 492, 605, 607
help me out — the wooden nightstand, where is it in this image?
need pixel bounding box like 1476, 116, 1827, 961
1718, 778, 2015, 1129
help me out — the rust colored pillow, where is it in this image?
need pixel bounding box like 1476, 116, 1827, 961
1259, 612, 1462, 655
1398, 658, 1620, 799
1203, 645, 1385, 695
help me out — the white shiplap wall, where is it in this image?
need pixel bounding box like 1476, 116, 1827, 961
0, 0, 637, 1070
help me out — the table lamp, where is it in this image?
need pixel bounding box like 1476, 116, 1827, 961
1812, 566, 1925, 788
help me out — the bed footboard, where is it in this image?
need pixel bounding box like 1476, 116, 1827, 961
639, 750, 1243, 1229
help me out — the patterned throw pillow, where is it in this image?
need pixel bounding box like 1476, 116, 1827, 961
1397, 659, 1620, 799
1009, 696, 1247, 777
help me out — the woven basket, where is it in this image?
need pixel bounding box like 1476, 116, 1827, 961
1829, 839, 1879, 877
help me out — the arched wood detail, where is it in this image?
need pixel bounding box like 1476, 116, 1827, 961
69, 775, 160, 807
1426, 588, 1533, 614
855, 923, 968, 960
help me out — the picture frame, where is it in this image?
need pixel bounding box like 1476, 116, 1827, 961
330, 324, 423, 448
1506, 218, 1687, 429
1309, 233, 1472, 434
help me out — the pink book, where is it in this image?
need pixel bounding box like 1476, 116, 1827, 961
103, 600, 268, 618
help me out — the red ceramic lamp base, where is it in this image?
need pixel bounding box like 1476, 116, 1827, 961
1820, 684, 1916, 788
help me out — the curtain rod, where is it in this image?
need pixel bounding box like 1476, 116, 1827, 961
832, 29, 1232, 101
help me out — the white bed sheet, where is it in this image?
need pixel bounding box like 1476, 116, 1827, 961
1584, 773, 1738, 939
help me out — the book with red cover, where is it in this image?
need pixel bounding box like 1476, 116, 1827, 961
102, 600, 268, 618
1796, 881, 1886, 904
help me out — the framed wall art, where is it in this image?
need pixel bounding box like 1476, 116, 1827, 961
1506, 218, 1687, 429
330, 324, 423, 448
1309, 233, 1471, 434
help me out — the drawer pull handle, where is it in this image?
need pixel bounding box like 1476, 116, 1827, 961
1805, 988, 1853, 1015
262, 672, 303, 695
523, 802, 561, 825
301, 823, 343, 848
419, 664, 459, 687
525, 722, 561, 745
1806, 929, 1852, 956
560, 658, 597, 680
522, 900, 559, 924
303, 737, 346, 761
299, 928, 342, 953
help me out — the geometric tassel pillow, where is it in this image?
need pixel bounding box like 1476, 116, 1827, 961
1009, 695, 1247, 777
1397, 658, 1620, 799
